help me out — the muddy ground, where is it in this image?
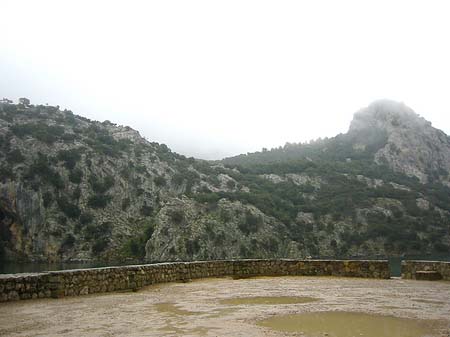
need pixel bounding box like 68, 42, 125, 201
0, 276, 449, 337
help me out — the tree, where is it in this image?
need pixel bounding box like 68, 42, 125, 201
18, 98, 30, 106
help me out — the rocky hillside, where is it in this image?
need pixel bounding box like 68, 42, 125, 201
0, 99, 449, 263
350, 101, 450, 185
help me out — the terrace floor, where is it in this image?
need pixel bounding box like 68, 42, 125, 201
0, 276, 449, 336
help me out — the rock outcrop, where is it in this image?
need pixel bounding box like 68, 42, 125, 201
350, 100, 450, 185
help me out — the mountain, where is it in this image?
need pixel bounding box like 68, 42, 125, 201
224, 100, 450, 187
0, 99, 449, 263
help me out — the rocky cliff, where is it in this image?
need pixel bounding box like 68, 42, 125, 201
0, 100, 449, 263
350, 100, 450, 185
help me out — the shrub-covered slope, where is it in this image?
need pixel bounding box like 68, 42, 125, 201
0, 100, 449, 262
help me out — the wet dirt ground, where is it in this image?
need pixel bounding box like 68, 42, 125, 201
0, 276, 449, 337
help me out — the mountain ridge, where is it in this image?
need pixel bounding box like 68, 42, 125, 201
1, 99, 449, 263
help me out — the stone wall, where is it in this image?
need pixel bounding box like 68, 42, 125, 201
402, 260, 450, 281
0, 259, 389, 302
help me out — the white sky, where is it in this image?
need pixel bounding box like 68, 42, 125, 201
1, 0, 450, 159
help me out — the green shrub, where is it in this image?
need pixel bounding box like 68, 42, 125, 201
238, 211, 262, 235
226, 180, 236, 189
11, 123, 65, 144
61, 234, 76, 248
0, 165, 13, 181
140, 204, 153, 216
72, 187, 81, 200
69, 168, 83, 184
89, 175, 114, 193
121, 197, 131, 211
84, 125, 130, 157
122, 222, 155, 258
154, 176, 166, 187
26, 154, 63, 189
79, 212, 94, 225
42, 191, 53, 207
186, 238, 201, 256
87, 194, 112, 208
434, 242, 449, 253
170, 209, 184, 224
57, 196, 81, 219
57, 149, 82, 170
92, 238, 109, 254
124, 239, 141, 257
172, 173, 184, 186
6, 149, 24, 163
84, 221, 112, 241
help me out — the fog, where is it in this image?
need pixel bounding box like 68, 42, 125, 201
1, 0, 450, 159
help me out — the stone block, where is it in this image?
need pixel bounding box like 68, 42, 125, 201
51, 289, 65, 299
415, 271, 442, 281
8, 291, 19, 301
20, 293, 31, 300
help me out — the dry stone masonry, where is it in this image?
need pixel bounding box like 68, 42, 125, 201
0, 259, 389, 302
401, 260, 450, 281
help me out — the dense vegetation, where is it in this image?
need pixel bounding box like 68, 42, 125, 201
0, 100, 449, 262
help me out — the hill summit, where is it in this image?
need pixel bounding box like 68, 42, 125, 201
349, 100, 450, 184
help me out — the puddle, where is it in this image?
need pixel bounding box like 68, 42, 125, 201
413, 299, 445, 305
154, 303, 199, 316
158, 324, 211, 336
258, 311, 438, 337
220, 296, 318, 306
206, 307, 238, 318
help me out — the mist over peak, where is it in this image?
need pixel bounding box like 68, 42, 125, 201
349, 99, 431, 133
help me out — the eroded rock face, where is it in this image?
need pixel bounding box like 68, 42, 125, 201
0, 103, 253, 262
145, 197, 300, 261
350, 100, 450, 184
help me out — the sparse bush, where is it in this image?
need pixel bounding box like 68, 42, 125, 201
121, 197, 131, 211
57, 149, 82, 170
140, 204, 153, 216
89, 175, 114, 193
0, 165, 13, 181
26, 154, 63, 189
170, 209, 184, 224
122, 222, 155, 258
42, 191, 53, 207
226, 180, 236, 189
84, 221, 112, 241
69, 168, 83, 184
154, 176, 166, 187
87, 194, 112, 208
61, 234, 75, 248
6, 149, 24, 163
72, 187, 81, 200
172, 173, 184, 186
434, 242, 449, 253
57, 196, 81, 219
79, 212, 94, 225
186, 238, 200, 256
238, 211, 262, 235
92, 238, 109, 254
11, 123, 65, 144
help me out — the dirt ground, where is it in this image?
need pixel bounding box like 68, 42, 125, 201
0, 276, 449, 337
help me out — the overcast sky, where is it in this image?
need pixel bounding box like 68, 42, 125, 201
1, 1, 450, 159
